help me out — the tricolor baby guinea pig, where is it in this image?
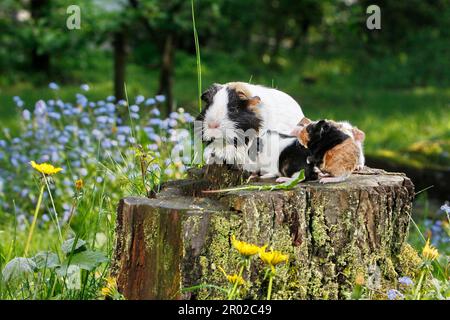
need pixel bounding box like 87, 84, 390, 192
294, 119, 362, 183
294, 118, 366, 171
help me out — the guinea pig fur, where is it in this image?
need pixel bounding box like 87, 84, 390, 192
196, 82, 305, 174
296, 119, 360, 184
333, 121, 366, 170
293, 117, 366, 171
278, 138, 318, 181
196, 83, 261, 143
249, 130, 317, 180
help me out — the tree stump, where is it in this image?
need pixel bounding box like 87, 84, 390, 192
112, 165, 420, 300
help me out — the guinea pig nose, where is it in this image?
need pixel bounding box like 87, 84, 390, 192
208, 121, 220, 129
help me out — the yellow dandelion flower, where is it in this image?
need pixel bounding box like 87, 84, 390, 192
422, 238, 439, 261
101, 277, 118, 298
231, 235, 261, 257
227, 274, 246, 286
106, 277, 117, 287
75, 179, 84, 190
101, 287, 112, 297
218, 267, 245, 286
259, 247, 289, 271
30, 161, 63, 175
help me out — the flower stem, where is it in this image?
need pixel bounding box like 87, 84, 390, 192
24, 184, 45, 256
413, 269, 426, 300
44, 175, 63, 243
66, 198, 77, 228
228, 264, 244, 300
267, 273, 274, 300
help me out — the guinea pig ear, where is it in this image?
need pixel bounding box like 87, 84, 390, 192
298, 117, 312, 127
237, 90, 248, 100
201, 83, 221, 104
298, 127, 310, 147
352, 127, 366, 142
247, 96, 261, 109
238, 94, 261, 110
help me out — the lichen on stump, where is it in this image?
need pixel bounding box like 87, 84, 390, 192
112, 165, 418, 300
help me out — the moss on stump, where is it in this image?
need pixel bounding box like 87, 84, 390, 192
112, 165, 418, 300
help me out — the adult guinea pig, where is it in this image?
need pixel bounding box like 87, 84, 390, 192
196, 82, 304, 170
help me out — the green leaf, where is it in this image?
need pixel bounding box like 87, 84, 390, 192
32, 251, 60, 269
277, 169, 306, 189
2, 257, 36, 284
60, 265, 82, 290
202, 169, 306, 193
62, 250, 108, 271
61, 238, 86, 255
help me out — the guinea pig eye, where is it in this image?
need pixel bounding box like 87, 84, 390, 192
318, 123, 331, 138
238, 99, 248, 109
200, 92, 209, 103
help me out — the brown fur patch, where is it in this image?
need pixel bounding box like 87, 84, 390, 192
227, 82, 262, 115
247, 96, 261, 113
298, 128, 309, 147
320, 138, 358, 176
227, 82, 252, 100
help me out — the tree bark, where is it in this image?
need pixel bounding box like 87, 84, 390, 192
113, 30, 127, 101
157, 34, 175, 114
113, 166, 420, 300
30, 0, 50, 74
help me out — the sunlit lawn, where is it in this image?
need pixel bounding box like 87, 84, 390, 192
1, 52, 449, 169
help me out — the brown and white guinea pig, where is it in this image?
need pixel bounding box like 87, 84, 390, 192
196, 82, 304, 176
293, 118, 362, 183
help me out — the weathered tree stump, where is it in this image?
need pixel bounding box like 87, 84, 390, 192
112, 165, 420, 300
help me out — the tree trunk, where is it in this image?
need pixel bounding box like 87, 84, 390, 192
30, 0, 50, 74
157, 34, 175, 114
113, 30, 127, 101
112, 166, 420, 300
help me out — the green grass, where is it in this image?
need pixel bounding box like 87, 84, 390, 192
0, 178, 116, 300
0, 80, 191, 299
1, 51, 449, 169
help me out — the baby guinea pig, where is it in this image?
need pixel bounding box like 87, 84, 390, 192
294, 118, 366, 171
294, 119, 360, 183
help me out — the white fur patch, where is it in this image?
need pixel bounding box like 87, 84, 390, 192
200, 82, 306, 177
203, 87, 236, 141
204, 141, 247, 166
